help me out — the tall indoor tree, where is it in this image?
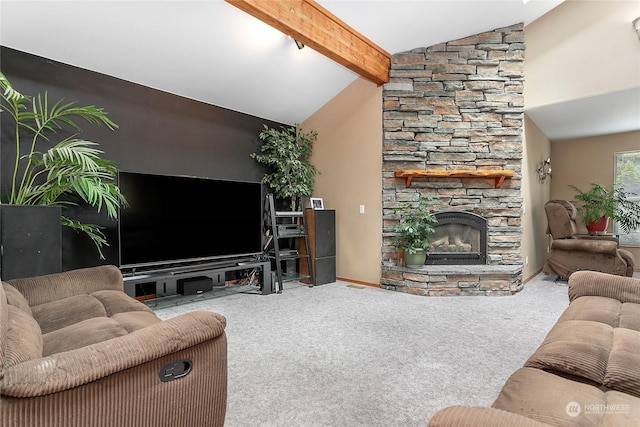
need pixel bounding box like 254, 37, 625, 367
251, 123, 319, 210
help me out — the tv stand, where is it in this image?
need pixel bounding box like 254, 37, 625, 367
122, 258, 272, 308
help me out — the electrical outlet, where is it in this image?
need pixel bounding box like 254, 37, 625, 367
359, 204, 365, 214
525, 256, 529, 266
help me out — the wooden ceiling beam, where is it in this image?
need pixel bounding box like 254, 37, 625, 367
225, 0, 390, 85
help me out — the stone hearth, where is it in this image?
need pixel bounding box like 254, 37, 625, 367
382, 265, 523, 296
381, 23, 524, 296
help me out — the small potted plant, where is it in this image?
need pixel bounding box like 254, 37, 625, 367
391, 193, 438, 268
251, 123, 319, 210
570, 183, 640, 234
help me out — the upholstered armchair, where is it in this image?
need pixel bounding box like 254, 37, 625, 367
543, 200, 635, 279
0, 265, 227, 427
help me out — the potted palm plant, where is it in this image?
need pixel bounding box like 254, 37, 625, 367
391, 193, 438, 268
570, 183, 640, 234
0, 71, 127, 260
251, 123, 319, 210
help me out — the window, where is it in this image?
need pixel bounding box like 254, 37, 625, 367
614, 151, 640, 246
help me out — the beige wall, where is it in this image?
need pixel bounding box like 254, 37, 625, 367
526, 0, 640, 109
524, 0, 640, 275
522, 116, 552, 280
301, 77, 382, 285
549, 130, 640, 262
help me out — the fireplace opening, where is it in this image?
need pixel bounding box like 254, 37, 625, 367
426, 212, 487, 265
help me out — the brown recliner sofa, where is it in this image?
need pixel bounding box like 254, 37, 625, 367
428, 270, 640, 426
543, 200, 634, 279
0, 265, 227, 427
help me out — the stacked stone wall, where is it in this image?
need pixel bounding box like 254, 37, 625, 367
381, 23, 525, 295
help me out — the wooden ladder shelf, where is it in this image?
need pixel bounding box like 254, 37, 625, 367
395, 169, 514, 188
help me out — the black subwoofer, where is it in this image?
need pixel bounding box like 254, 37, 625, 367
303, 209, 336, 285
177, 276, 214, 295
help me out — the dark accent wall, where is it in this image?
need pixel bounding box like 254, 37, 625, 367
1, 46, 282, 270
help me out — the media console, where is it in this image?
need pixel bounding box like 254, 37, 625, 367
122, 258, 272, 308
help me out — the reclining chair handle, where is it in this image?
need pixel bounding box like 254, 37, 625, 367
159, 359, 192, 382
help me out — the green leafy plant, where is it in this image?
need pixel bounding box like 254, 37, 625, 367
251, 123, 319, 210
570, 183, 640, 233
0, 71, 127, 258
391, 193, 438, 255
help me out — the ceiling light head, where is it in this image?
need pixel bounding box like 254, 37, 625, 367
294, 39, 305, 50
634, 17, 640, 40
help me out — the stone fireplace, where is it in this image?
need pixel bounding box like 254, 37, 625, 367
427, 211, 487, 265
380, 23, 524, 296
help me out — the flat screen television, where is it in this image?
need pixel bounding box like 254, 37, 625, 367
118, 171, 263, 270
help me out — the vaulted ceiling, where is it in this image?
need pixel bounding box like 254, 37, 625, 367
3, 1, 635, 141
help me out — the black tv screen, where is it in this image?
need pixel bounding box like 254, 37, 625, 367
118, 172, 263, 269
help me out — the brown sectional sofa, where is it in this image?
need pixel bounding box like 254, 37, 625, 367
0, 265, 227, 427
429, 270, 640, 426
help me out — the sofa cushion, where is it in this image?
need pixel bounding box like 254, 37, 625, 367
525, 319, 640, 399
557, 296, 640, 332
525, 320, 613, 386
5, 265, 124, 307
493, 367, 640, 427
30, 290, 156, 336
605, 327, 640, 397
428, 406, 554, 426
4, 306, 43, 368
112, 311, 162, 332
22, 286, 161, 357
619, 302, 640, 331
91, 290, 155, 316
2, 284, 32, 315
32, 294, 107, 334
556, 296, 621, 327
42, 317, 129, 357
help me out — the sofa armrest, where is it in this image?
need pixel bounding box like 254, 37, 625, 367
568, 270, 640, 304
618, 248, 635, 270
1, 310, 226, 397
550, 238, 618, 254
428, 406, 553, 427
6, 265, 124, 307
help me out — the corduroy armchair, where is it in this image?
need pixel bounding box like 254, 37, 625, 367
0, 265, 227, 427
543, 200, 634, 279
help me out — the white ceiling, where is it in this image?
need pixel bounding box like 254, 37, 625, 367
526, 87, 640, 141
2, 0, 636, 141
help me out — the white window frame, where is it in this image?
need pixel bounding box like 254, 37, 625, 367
614, 150, 640, 247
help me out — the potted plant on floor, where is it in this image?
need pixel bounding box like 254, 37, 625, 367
251, 123, 319, 210
570, 183, 640, 234
0, 71, 127, 261
391, 193, 438, 268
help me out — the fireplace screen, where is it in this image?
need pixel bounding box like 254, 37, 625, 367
426, 212, 487, 265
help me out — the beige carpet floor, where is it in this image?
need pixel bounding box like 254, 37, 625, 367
154, 272, 571, 427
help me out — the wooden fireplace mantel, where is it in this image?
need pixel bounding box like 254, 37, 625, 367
395, 169, 515, 189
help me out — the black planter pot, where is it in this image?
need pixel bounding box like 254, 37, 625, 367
0, 205, 62, 280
